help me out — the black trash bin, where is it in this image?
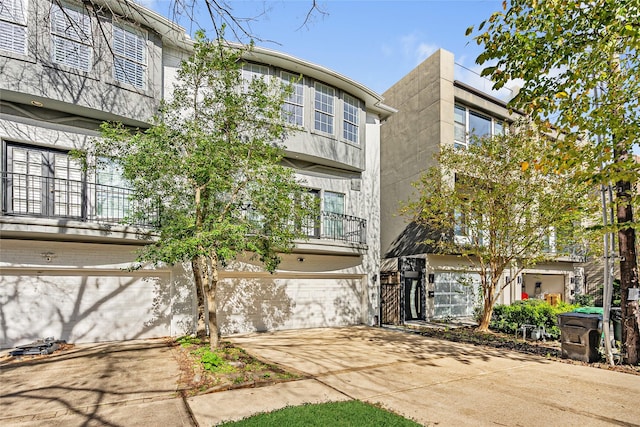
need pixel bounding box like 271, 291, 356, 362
557, 312, 602, 363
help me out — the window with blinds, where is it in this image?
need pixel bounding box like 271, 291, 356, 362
113, 25, 146, 89
0, 0, 27, 54
50, 3, 92, 72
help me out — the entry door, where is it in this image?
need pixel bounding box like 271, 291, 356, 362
404, 276, 423, 321
4, 144, 82, 218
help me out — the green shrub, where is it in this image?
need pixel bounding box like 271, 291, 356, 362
490, 300, 577, 339
574, 294, 595, 307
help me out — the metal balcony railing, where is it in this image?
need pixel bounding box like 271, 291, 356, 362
1, 172, 158, 227
1, 172, 368, 245
301, 211, 367, 245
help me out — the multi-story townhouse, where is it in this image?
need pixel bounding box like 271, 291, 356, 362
0, 0, 394, 348
379, 49, 582, 324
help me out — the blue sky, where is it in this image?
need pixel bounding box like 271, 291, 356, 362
147, 0, 505, 95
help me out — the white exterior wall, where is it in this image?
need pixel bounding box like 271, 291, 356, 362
1, 0, 392, 347
0, 240, 195, 348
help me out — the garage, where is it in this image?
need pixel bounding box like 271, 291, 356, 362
433, 271, 480, 318
218, 275, 364, 335
1, 271, 177, 348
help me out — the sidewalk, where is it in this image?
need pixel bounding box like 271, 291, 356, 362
2, 327, 640, 426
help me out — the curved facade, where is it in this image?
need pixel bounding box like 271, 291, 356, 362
0, 0, 394, 347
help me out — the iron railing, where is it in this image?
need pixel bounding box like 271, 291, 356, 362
1, 172, 158, 227
301, 211, 367, 244
1, 172, 368, 244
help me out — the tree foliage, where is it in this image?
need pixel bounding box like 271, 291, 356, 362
469, 0, 640, 364
402, 125, 598, 331
89, 31, 315, 349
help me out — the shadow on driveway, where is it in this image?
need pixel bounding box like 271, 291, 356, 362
0, 339, 193, 426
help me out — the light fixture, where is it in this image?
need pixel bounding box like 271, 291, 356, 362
41, 252, 55, 263
31, 100, 43, 107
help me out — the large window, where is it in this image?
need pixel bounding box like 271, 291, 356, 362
314, 82, 334, 134
469, 111, 491, 138
0, 0, 26, 54
281, 71, 304, 126
50, 3, 92, 72
343, 94, 360, 144
454, 104, 505, 149
3, 144, 83, 218
113, 25, 146, 89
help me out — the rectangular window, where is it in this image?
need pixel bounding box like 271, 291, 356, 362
469, 111, 492, 140
113, 26, 146, 89
281, 71, 304, 126
323, 191, 344, 239
301, 188, 320, 237
96, 158, 130, 221
0, 0, 27, 54
343, 94, 359, 144
3, 144, 82, 218
242, 63, 270, 92
454, 105, 466, 149
455, 104, 505, 149
314, 82, 334, 134
50, 3, 92, 72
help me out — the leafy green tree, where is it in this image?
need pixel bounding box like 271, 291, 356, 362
469, 0, 640, 364
90, 32, 314, 350
401, 126, 597, 331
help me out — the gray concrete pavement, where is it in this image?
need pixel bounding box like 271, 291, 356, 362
229, 327, 640, 427
2, 327, 640, 427
0, 339, 192, 426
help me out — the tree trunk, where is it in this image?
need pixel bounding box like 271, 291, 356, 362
616, 179, 640, 365
207, 253, 221, 351
190, 258, 208, 338
477, 283, 495, 332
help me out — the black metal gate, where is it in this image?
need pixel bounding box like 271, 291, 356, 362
380, 272, 401, 325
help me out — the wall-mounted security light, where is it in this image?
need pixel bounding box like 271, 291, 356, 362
41, 252, 55, 263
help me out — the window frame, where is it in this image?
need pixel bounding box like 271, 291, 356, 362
241, 62, 271, 93
454, 104, 506, 149
342, 93, 360, 144
49, 2, 93, 72
314, 82, 335, 135
112, 24, 147, 90
281, 71, 304, 127
0, 0, 27, 55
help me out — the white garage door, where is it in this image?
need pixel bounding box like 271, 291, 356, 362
218, 276, 363, 335
433, 272, 480, 318
1, 272, 173, 348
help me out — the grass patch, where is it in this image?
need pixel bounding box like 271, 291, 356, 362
218, 401, 420, 426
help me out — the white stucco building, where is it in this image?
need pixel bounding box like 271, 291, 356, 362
0, 0, 394, 348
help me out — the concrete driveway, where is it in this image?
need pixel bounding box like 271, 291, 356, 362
225, 326, 640, 427
0, 339, 192, 426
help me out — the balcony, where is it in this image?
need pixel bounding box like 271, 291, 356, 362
1, 172, 158, 227
302, 211, 367, 245
1, 172, 367, 247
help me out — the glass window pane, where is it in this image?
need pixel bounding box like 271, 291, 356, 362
469, 111, 491, 138
281, 71, 304, 126
314, 83, 334, 134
